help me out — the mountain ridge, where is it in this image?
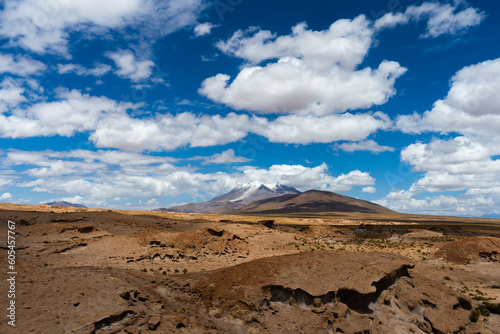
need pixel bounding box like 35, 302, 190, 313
46, 201, 87, 208
235, 189, 395, 216
156, 182, 301, 214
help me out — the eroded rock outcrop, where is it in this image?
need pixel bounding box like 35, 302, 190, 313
435, 236, 500, 264
189, 251, 471, 333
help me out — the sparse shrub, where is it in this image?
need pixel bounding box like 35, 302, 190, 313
174, 269, 179, 273
470, 308, 480, 322
19, 219, 31, 226
162, 271, 167, 275
457, 297, 472, 310
472, 295, 489, 301
444, 276, 451, 281
43, 263, 48, 266
183, 268, 188, 274
480, 308, 490, 317
482, 302, 500, 314
141, 268, 147, 272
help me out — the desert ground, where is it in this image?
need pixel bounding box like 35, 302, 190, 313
1, 203, 500, 333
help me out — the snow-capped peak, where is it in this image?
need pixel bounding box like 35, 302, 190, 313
237, 181, 276, 191
229, 182, 300, 203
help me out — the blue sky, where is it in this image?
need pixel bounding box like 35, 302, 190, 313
1, 0, 500, 217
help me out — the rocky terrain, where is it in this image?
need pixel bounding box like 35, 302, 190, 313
1, 203, 500, 333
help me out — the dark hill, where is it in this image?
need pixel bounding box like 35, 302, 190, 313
235, 189, 394, 215
46, 201, 87, 208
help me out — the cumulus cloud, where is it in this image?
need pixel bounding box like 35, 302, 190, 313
89, 111, 393, 151
239, 163, 375, 193
194, 22, 217, 36
0, 53, 46, 76
57, 63, 112, 77
193, 149, 251, 165
0, 193, 12, 200
0, 84, 393, 150
89, 112, 253, 151
400, 137, 500, 194
362, 186, 376, 194
0, 178, 12, 190
0, 89, 137, 138
375, 190, 497, 217
380, 57, 500, 217
375, 1, 484, 37
336, 139, 395, 153
254, 112, 392, 144
107, 50, 154, 82
0, 0, 205, 56
376, 136, 500, 217
397, 58, 500, 140
200, 16, 407, 115
0, 79, 28, 110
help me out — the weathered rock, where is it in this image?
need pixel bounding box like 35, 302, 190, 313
147, 315, 161, 330
435, 236, 500, 264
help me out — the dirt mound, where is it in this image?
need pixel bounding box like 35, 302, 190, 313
135, 228, 249, 263
187, 251, 470, 334
297, 225, 354, 242
435, 236, 500, 264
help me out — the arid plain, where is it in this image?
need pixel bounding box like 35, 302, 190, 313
1, 203, 500, 333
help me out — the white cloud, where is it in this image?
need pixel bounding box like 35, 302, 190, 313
375, 1, 484, 37
375, 190, 497, 217
0, 193, 12, 200
57, 63, 112, 77
89, 111, 393, 151
362, 186, 376, 194
0, 178, 12, 190
195, 149, 250, 165
107, 50, 154, 82
397, 58, 500, 140
0, 53, 46, 76
215, 17, 372, 70
337, 139, 395, 153
0, 83, 392, 150
89, 112, 253, 151
200, 16, 406, 115
401, 137, 497, 175
0, 0, 205, 56
375, 136, 500, 217
0, 79, 28, 110
239, 163, 375, 193
373, 12, 409, 30
254, 112, 392, 144
400, 137, 500, 194
194, 22, 217, 36
0, 89, 137, 138
383, 57, 500, 217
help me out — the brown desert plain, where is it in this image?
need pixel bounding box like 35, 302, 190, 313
1, 199, 500, 334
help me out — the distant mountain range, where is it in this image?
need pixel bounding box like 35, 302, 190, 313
45, 201, 87, 208
235, 189, 394, 215
155, 181, 301, 214
156, 182, 394, 216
